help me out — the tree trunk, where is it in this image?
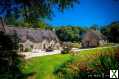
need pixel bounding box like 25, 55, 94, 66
24, 4, 29, 23
0, 17, 6, 32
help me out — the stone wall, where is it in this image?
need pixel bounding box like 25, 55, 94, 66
19, 40, 61, 52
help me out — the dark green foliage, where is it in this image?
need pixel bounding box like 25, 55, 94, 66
80, 55, 119, 79
0, 0, 79, 26
0, 31, 24, 79
101, 22, 119, 43
54, 59, 74, 79
61, 48, 71, 54
24, 48, 32, 52
54, 54, 119, 79
56, 26, 85, 42
89, 55, 119, 72
36, 20, 52, 29
15, 0, 79, 20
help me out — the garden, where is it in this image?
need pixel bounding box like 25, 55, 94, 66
22, 46, 119, 79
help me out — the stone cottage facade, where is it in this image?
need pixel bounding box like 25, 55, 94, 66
2, 26, 61, 52
81, 29, 107, 48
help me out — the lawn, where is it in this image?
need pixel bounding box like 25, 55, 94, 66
22, 46, 119, 79
22, 54, 72, 79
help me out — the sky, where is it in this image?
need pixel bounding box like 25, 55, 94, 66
46, 0, 119, 27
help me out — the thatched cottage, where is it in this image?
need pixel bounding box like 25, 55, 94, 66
0, 25, 61, 52
81, 29, 107, 48
10, 27, 61, 51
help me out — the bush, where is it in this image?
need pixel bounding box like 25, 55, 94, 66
89, 55, 119, 72
71, 43, 81, 48
77, 55, 119, 79
61, 47, 71, 54
114, 48, 119, 61
24, 48, 32, 52
54, 59, 75, 79
55, 47, 119, 79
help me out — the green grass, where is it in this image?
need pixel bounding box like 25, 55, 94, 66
22, 54, 72, 79
22, 46, 119, 79
54, 46, 119, 79
72, 47, 115, 62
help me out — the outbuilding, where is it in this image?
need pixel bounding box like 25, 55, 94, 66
81, 29, 107, 48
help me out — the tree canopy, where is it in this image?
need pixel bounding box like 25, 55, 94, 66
101, 21, 119, 43
0, 0, 79, 25
56, 26, 85, 42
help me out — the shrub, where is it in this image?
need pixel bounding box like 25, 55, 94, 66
89, 55, 119, 72
24, 48, 32, 52
61, 47, 71, 54
114, 48, 119, 61
78, 53, 119, 78
71, 43, 81, 48
54, 59, 75, 79
77, 55, 118, 79
55, 47, 119, 79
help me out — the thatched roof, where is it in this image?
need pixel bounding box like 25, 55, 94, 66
82, 29, 106, 42
6, 27, 59, 43
81, 29, 106, 48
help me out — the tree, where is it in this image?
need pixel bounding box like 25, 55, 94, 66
35, 20, 49, 29
56, 26, 84, 42
101, 22, 119, 43
0, 0, 79, 30
0, 31, 24, 79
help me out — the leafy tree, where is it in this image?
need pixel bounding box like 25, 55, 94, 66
56, 26, 85, 42
0, 0, 79, 29
35, 20, 49, 29
6, 13, 17, 25
101, 22, 119, 43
